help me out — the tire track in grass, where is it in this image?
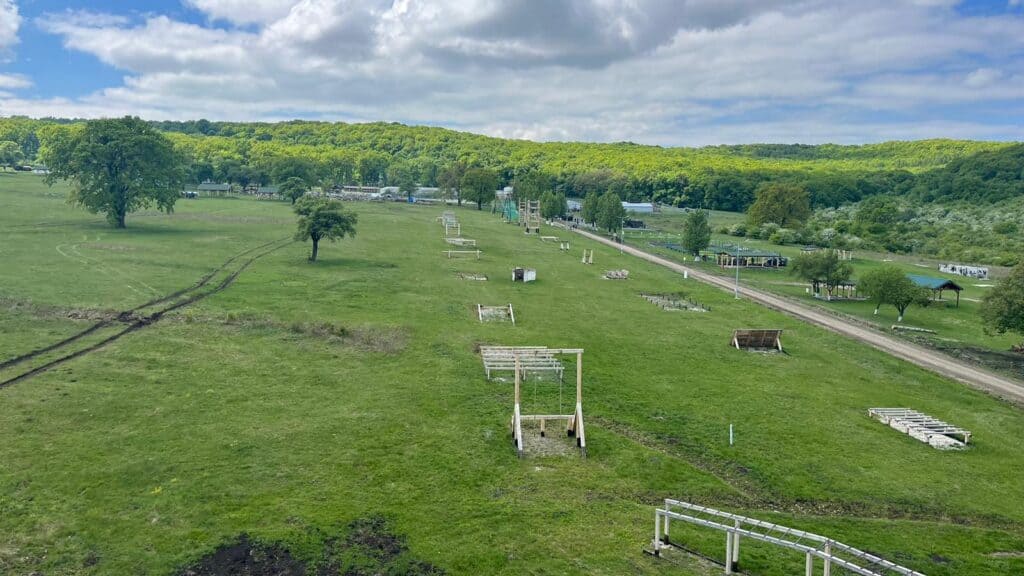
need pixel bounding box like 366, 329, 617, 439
0, 238, 290, 384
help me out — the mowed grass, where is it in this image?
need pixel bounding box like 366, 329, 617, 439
630, 210, 1022, 370
1, 172, 1023, 575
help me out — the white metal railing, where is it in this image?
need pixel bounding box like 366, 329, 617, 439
651, 500, 926, 576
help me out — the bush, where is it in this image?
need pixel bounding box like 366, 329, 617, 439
993, 221, 1019, 235
758, 222, 780, 240
717, 226, 730, 234
769, 228, 797, 245
728, 223, 747, 237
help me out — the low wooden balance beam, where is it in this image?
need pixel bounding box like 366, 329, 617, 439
510, 350, 586, 458
444, 250, 481, 259
445, 237, 477, 247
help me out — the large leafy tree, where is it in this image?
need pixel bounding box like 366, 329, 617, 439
596, 190, 627, 233
279, 177, 309, 204
41, 117, 184, 228
387, 162, 417, 200
0, 140, 23, 170
293, 196, 358, 262
747, 183, 811, 228
981, 263, 1024, 348
580, 191, 600, 225
681, 209, 712, 256
790, 250, 853, 299
460, 167, 499, 210
438, 161, 467, 205
539, 190, 567, 219
859, 265, 930, 321
514, 170, 552, 201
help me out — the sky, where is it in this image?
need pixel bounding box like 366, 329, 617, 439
1, 0, 1023, 146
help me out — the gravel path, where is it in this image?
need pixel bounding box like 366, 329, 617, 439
571, 227, 1024, 405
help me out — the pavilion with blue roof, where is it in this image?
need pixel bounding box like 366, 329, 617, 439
908, 274, 963, 307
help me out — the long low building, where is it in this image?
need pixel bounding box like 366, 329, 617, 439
711, 247, 787, 268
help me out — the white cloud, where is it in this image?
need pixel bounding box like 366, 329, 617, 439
3, 0, 1024, 144
0, 72, 30, 89
0, 0, 21, 58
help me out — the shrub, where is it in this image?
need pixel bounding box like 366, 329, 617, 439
728, 223, 747, 237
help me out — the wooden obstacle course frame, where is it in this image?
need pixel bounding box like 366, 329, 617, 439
540, 235, 560, 242
649, 499, 926, 576
509, 348, 586, 458
868, 408, 970, 449
604, 269, 630, 280
478, 303, 516, 325
581, 249, 593, 264
479, 346, 564, 381
445, 237, 477, 247
559, 241, 570, 251
731, 329, 783, 351
520, 200, 542, 234
444, 249, 481, 259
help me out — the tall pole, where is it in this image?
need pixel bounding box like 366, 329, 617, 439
734, 255, 740, 299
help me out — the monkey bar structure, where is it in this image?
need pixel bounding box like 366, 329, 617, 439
731, 329, 783, 352
478, 304, 516, 325
868, 408, 970, 450
507, 348, 586, 458
444, 250, 481, 259
445, 237, 477, 247
479, 346, 564, 381
649, 500, 927, 576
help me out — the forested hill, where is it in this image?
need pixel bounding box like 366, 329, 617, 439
1, 116, 1020, 211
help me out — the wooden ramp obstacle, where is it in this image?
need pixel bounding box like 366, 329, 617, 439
444, 250, 481, 259
649, 499, 926, 576
868, 408, 970, 450
731, 329, 783, 351
478, 304, 515, 325
502, 348, 586, 458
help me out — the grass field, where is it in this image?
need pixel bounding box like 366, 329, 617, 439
2, 172, 1024, 575
627, 211, 1024, 379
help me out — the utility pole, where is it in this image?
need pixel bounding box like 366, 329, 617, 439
734, 254, 741, 299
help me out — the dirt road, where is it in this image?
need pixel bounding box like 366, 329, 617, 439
571, 227, 1024, 405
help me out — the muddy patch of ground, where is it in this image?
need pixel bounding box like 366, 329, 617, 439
179, 534, 306, 576
520, 421, 579, 457
0, 296, 118, 322
177, 518, 443, 576
179, 313, 409, 354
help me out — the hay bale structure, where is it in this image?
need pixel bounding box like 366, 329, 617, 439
478, 304, 515, 324
869, 408, 970, 450
731, 329, 783, 351
480, 346, 587, 458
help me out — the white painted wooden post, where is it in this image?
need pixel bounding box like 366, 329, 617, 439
653, 511, 662, 555
805, 553, 813, 576
823, 542, 831, 576
732, 520, 740, 569
663, 503, 670, 543
724, 531, 733, 574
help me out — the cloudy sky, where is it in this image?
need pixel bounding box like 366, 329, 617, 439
1, 0, 1023, 145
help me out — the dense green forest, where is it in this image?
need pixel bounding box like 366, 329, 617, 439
2, 116, 1022, 263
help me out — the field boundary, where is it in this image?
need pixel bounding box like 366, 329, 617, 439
567, 226, 1024, 405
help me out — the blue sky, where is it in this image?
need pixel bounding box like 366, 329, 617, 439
1, 0, 1023, 145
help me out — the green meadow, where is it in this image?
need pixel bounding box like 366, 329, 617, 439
1, 172, 1023, 575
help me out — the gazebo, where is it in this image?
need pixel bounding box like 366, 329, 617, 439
908, 274, 963, 307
